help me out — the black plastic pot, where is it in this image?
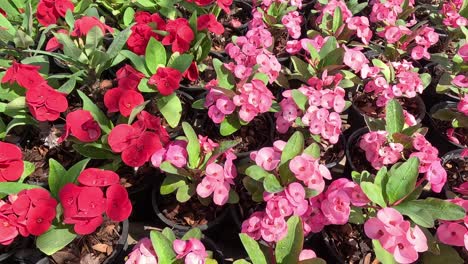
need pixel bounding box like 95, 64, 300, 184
151, 185, 231, 233
428, 101, 466, 150
324, 133, 347, 170
345, 127, 369, 173
201, 236, 225, 264
441, 149, 467, 198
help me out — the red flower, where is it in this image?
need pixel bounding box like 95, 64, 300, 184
26, 206, 55, 236
45, 29, 68, 51
71, 16, 113, 37
1, 62, 46, 89
127, 12, 166, 55
148, 67, 182, 96
183, 61, 200, 82
0, 216, 19, 245
106, 184, 132, 222
217, 0, 233, 13
76, 187, 106, 218
162, 18, 194, 53
60, 110, 101, 143
116, 65, 145, 91
59, 183, 81, 219
78, 168, 119, 187
69, 215, 103, 235
0, 142, 24, 182
104, 88, 144, 117
197, 14, 224, 35
108, 123, 163, 167
186, 0, 214, 6
36, 0, 74, 26
26, 84, 68, 121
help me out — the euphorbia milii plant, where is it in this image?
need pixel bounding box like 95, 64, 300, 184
152, 122, 240, 206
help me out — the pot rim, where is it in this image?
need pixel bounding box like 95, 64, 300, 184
429, 101, 466, 149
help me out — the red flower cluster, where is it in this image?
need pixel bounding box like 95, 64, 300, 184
0, 142, 24, 182
0, 189, 57, 245
45, 29, 68, 52
183, 62, 199, 82
59, 168, 132, 235
36, 0, 74, 26
148, 66, 182, 95
60, 110, 101, 143
127, 12, 166, 55
71, 16, 113, 38
187, 0, 232, 13
108, 111, 169, 167
2, 62, 68, 121
26, 83, 68, 121
104, 65, 145, 117
162, 18, 195, 53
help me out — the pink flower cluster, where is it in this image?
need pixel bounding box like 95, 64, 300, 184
151, 140, 188, 168
205, 79, 274, 123
441, 0, 467, 28
359, 131, 404, 170
276, 75, 345, 144
364, 61, 424, 107
224, 11, 281, 83
241, 183, 312, 242
250, 140, 284, 171
196, 150, 237, 206
409, 134, 447, 193
289, 154, 332, 194
315, 0, 353, 23
364, 208, 428, 264
436, 198, 468, 252
282, 11, 302, 39
458, 94, 468, 116
286, 35, 325, 55
173, 238, 208, 264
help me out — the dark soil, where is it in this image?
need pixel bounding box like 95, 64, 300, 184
349, 143, 378, 174
117, 164, 160, 189
444, 156, 468, 194
212, 1, 252, 51
180, 55, 217, 89
324, 224, 376, 264
353, 94, 422, 120
433, 118, 468, 147
50, 220, 122, 264
159, 195, 225, 227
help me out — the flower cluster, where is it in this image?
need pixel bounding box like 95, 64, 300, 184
60, 110, 101, 143
36, 0, 74, 26
148, 66, 183, 96
173, 238, 209, 264
125, 238, 157, 264
289, 153, 332, 193
364, 208, 428, 264
282, 11, 302, 40
205, 79, 274, 124
359, 131, 404, 169
108, 111, 169, 167
436, 197, 468, 251
196, 150, 237, 206
59, 168, 132, 235
441, 0, 467, 28
0, 189, 57, 245
276, 74, 345, 144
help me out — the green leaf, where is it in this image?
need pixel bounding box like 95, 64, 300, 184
191, 99, 205, 110
48, 159, 67, 198
120, 50, 150, 76
19, 161, 35, 183
128, 100, 149, 124
303, 143, 320, 159
298, 259, 327, 264
22, 55, 49, 74
245, 165, 272, 181
279, 131, 304, 184
213, 58, 235, 89
360, 182, 386, 208
276, 216, 303, 264
57, 77, 77, 94
422, 244, 464, 264
14, 30, 34, 48
123, 7, 135, 27
182, 228, 202, 240
263, 174, 283, 193
85, 26, 104, 52
291, 90, 307, 111
150, 230, 177, 263
157, 93, 182, 128
318, 37, 337, 60
372, 240, 397, 264
220, 115, 241, 136
372, 59, 391, 82
460, 0, 468, 19
393, 202, 435, 228
77, 90, 113, 133
5, 116, 37, 135
161, 228, 176, 243
168, 54, 194, 73
0, 182, 41, 196
107, 26, 132, 60
385, 99, 404, 135
386, 157, 419, 204
37, 226, 76, 255
145, 37, 166, 74
159, 162, 191, 178
72, 144, 117, 160
233, 260, 252, 264
160, 174, 187, 195
0, 13, 15, 36
55, 32, 83, 59
420, 73, 432, 89
182, 122, 201, 168
176, 183, 194, 203
291, 56, 312, 81
396, 198, 466, 222
332, 7, 342, 33
65, 159, 90, 184
228, 189, 239, 204
239, 234, 268, 264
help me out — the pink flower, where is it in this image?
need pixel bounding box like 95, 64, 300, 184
347, 17, 372, 44
125, 238, 157, 264
425, 161, 447, 193
437, 222, 466, 247
343, 47, 369, 73
241, 211, 264, 240
165, 141, 188, 168
260, 216, 288, 242
250, 147, 281, 171
173, 238, 208, 263
411, 46, 430, 60
298, 249, 317, 261
458, 44, 468, 62
282, 11, 302, 40
453, 75, 468, 88
321, 191, 351, 225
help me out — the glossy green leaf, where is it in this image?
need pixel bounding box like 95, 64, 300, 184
276, 216, 303, 264
157, 93, 182, 128
37, 226, 76, 255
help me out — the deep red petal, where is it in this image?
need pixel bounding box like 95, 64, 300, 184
78, 168, 120, 187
